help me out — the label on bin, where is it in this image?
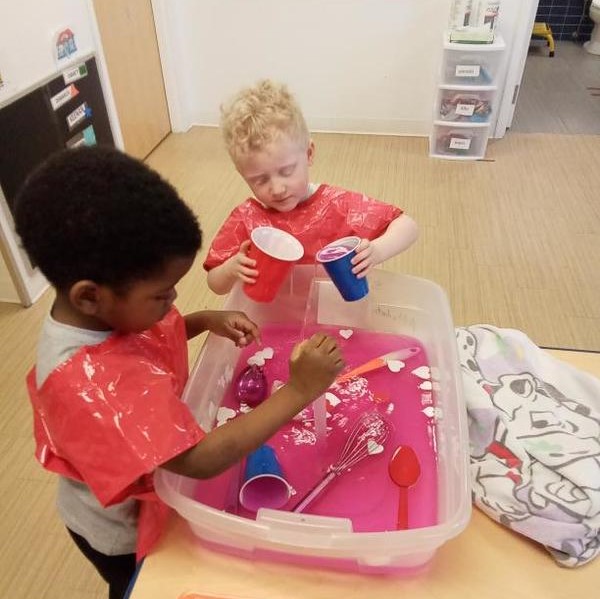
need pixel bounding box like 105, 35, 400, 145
456, 103, 475, 116
455, 64, 480, 78
449, 137, 471, 150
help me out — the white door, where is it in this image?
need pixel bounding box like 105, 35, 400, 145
494, 0, 540, 137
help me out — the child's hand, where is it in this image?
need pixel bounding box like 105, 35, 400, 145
225, 240, 259, 285
350, 238, 379, 278
206, 310, 261, 347
288, 333, 344, 399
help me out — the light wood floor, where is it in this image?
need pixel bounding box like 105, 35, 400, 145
1, 127, 600, 598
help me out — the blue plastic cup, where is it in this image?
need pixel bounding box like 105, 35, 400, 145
316, 236, 369, 302
239, 445, 291, 511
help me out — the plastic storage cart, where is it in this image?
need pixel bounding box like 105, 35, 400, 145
430, 34, 505, 160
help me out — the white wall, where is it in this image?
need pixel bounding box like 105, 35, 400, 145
154, 0, 454, 136
0, 0, 96, 98
0, 0, 122, 145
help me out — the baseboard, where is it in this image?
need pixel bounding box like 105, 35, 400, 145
182, 116, 430, 137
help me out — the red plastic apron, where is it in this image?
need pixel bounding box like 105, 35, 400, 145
203, 183, 403, 270
27, 307, 204, 559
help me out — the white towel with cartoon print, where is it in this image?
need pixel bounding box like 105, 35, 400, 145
457, 325, 600, 567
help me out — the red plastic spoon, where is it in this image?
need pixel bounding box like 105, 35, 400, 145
388, 445, 421, 530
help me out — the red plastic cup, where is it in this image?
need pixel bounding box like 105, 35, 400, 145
244, 226, 304, 302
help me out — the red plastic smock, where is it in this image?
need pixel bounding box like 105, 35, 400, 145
26, 307, 204, 559
203, 183, 403, 270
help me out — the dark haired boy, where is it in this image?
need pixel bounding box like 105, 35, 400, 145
15, 146, 343, 599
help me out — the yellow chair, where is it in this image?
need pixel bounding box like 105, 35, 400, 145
532, 22, 555, 57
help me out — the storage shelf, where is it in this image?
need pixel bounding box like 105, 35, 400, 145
433, 119, 490, 127
438, 83, 497, 92
444, 34, 505, 51
429, 153, 487, 161
430, 30, 505, 161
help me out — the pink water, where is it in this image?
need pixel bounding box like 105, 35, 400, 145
193, 324, 438, 532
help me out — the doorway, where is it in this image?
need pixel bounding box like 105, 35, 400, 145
511, 1, 600, 134
92, 0, 171, 159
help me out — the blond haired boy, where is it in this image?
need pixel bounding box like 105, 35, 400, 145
205, 79, 418, 295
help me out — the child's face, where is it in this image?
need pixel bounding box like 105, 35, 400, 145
236, 135, 315, 212
96, 255, 195, 333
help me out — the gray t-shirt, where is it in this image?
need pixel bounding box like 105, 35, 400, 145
35, 314, 138, 555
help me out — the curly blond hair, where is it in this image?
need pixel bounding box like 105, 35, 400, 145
220, 80, 310, 163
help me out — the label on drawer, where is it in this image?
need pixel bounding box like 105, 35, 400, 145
449, 136, 472, 150
455, 64, 480, 78
456, 103, 475, 116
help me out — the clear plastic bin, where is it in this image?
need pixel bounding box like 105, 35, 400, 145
437, 85, 497, 124
430, 122, 490, 160
442, 36, 505, 86
155, 266, 471, 574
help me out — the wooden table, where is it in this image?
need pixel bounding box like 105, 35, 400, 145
130, 350, 599, 599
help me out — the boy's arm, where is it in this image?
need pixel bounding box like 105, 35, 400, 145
163, 333, 343, 479
184, 309, 260, 346
351, 214, 418, 277
206, 262, 237, 295
370, 213, 419, 261
164, 382, 314, 478
207, 240, 259, 295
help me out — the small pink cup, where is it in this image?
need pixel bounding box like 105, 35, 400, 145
244, 226, 304, 302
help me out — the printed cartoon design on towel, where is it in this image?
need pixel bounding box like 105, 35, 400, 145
457, 325, 600, 568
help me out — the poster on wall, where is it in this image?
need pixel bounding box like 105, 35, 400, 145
54, 27, 79, 65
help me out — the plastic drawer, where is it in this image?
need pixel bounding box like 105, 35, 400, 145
442, 36, 505, 86
436, 85, 497, 123
430, 122, 490, 160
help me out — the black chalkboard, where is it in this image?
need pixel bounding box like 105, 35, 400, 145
0, 55, 114, 216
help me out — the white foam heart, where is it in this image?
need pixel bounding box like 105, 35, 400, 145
422, 406, 443, 420
216, 406, 237, 425
421, 406, 435, 418
325, 391, 341, 407
247, 354, 265, 367
419, 380, 433, 391
339, 329, 354, 340
260, 347, 274, 360
387, 360, 405, 373
271, 379, 285, 394
367, 439, 384, 455
411, 366, 431, 380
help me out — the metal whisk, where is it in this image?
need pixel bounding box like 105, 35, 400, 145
292, 412, 391, 513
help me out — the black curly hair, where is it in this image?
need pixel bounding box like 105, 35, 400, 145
14, 146, 202, 292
